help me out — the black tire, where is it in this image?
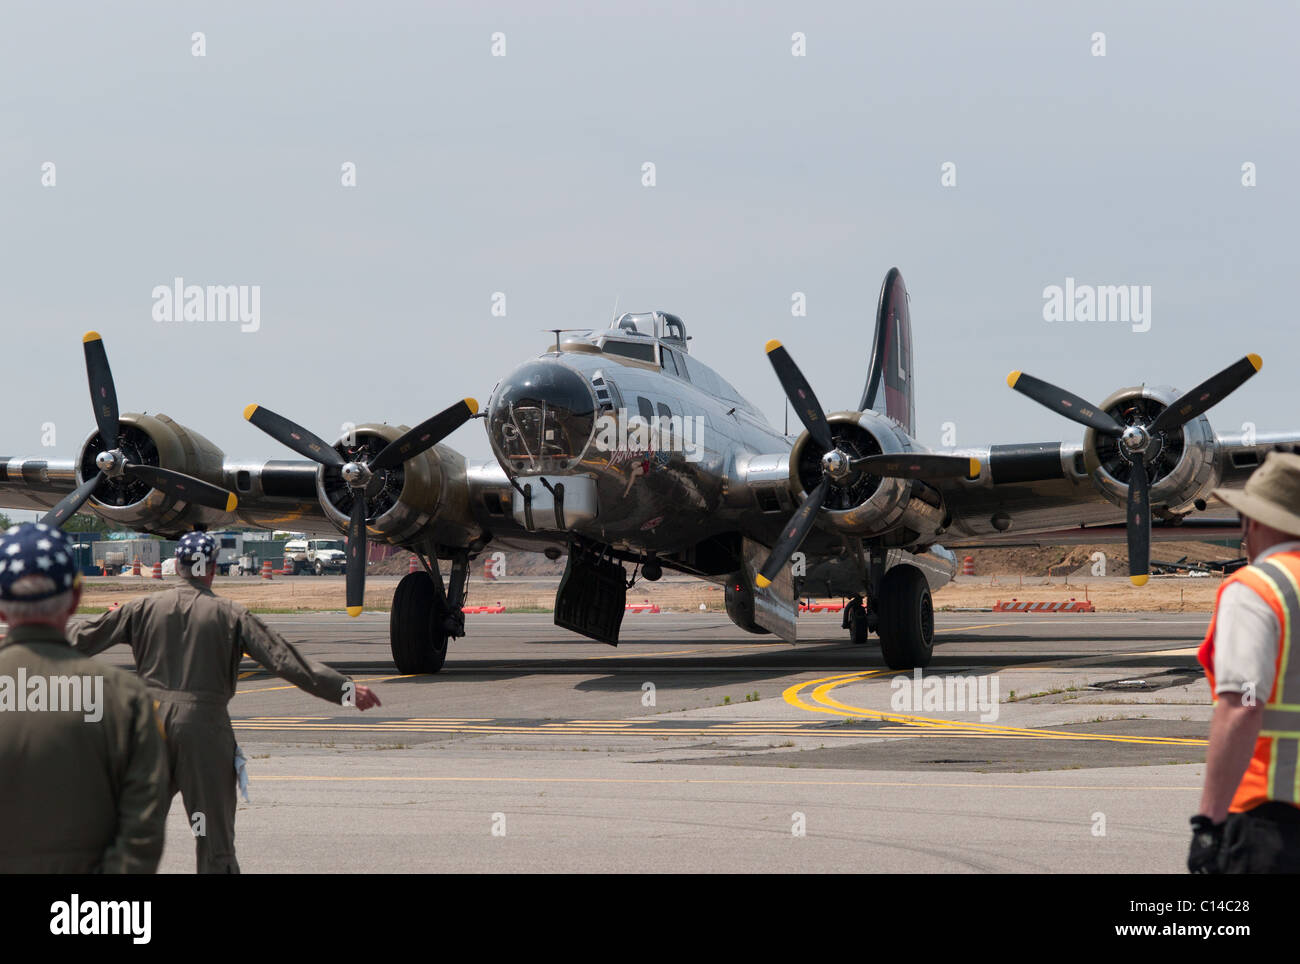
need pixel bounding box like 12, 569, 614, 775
876, 565, 934, 670
847, 604, 869, 645
389, 571, 450, 674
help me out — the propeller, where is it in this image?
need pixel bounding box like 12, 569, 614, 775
1007, 354, 1261, 585
41, 333, 238, 528
754, 340, 979, 589
243, 398, 478, 616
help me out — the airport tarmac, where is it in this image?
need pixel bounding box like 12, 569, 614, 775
72, 610, 1216, 873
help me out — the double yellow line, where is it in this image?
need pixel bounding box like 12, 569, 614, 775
782, 670, 1207, 747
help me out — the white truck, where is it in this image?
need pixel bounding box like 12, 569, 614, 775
283, 538, 348, 576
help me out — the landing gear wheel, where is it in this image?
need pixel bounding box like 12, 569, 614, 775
845, 597, 869, 645
389, 571, 450, 674
876, 566, 934, 670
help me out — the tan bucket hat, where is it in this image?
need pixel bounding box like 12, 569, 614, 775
1213, 451, 1300, 538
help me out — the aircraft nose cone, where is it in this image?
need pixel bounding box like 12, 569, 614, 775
489, 361, 597, 474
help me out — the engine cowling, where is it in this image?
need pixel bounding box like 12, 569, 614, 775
316, 422, 477, 546
1081, 386, 1220, 514
78, 413, 229, 531
787, 410, 947, 541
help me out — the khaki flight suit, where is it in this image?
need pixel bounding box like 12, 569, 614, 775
0, 623, 169, 873
69, 579, 352, 873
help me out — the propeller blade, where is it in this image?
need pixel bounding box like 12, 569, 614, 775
1006, 371, 1125, 437
124, 464, 238, 513
1149, 354, 1262, 436
853, 453, 981, 480
766, 341, 834, 450
370, 398, 479, 473
345, 496, 367, 617
82, 332, 120, 450
41, 472, 104, 528
242, 404, 344, 468
1126, 460, 1151, 587
754, 478, 830, 589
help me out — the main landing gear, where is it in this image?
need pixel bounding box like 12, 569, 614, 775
841, 563, 935, 670
389, 549, 470, 674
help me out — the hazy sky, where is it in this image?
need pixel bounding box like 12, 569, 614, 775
2, 0, 1296, 468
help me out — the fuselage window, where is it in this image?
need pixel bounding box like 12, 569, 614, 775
656, 402, 675, 449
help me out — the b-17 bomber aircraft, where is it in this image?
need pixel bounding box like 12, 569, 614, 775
0, 268, 1286, 671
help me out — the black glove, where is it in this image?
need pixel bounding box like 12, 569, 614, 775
1187, 815, 1225, 874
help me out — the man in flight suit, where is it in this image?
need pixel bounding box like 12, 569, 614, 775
0, 522, 168, 872
69, 530, 381, 873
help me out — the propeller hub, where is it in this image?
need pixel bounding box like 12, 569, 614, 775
821, 448, 853, 482
341, 462, 372, 488
95, 449, 124, 477
1120, 425, 1152, 458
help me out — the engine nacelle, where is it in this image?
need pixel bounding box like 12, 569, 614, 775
78, 413, 229, 532
317, 422, 477, 547
787, 410, 947, 542
1081, 386, 1221, 515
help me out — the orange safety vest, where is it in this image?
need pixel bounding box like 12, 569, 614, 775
1198, 550, 1300, 813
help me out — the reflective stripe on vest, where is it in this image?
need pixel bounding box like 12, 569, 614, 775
1249, 559, 1300, 802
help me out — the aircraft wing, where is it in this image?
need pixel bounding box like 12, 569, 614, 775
936, 431, 1300, 546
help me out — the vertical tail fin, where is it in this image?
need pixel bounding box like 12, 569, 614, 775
859, 267, 915, 435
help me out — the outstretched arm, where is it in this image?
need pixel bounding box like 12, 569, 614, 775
66, 604, 132, 657
238, 610, 378, 708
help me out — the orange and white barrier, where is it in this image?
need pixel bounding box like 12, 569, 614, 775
150, 562, 162, 580
799, 600, 844, 613
463, 604, 505, 614
132, 556, 142, 577
261, 560, 274, 580
408, 555, 420, 574
993, 598, 1095, 613
961, 556, 975, 575
625, 601, 661, 613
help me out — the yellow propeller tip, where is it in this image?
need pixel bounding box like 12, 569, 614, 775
1248, 353, 1263, 371
242, 403, 259, 421
465, 397, 479, 416
346, 605, 363, 618
764, 339, 783, 354
968, 458, 981, 478
754, 573, 771, 589
82, 331, 102, 343
1130, 574, 1149, 587
1006, 370, 1021, 388
224, 493, 238, 513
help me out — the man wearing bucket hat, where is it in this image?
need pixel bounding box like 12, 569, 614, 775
0, 522, 168, 872
1189, 451, 1300, 873
68, 528, 381, 873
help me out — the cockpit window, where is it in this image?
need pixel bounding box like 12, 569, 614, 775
489, 362, 597, 474
601, 339, 656, 363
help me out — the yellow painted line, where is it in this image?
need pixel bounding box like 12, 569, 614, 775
235, 673, 416, 694
786, 672, 1207, 747
251, 774, 1199, 791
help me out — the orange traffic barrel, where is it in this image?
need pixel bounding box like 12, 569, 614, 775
261, 560, 273, 580
150, 562, 162, 579
961, 556, 975, 575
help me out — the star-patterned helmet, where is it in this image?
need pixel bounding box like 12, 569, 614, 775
0, 522, 80, 601
175, 530, 218, 570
